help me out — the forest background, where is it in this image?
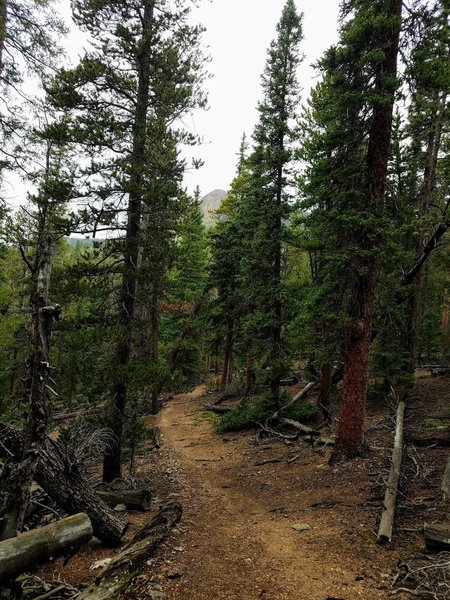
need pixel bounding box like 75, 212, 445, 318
0, 0, 448, 542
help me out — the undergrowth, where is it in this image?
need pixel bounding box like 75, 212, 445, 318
215, 394, 319, 433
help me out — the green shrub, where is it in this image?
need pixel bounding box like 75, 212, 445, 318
288, 402, 320, 422
215, 394, 319, 433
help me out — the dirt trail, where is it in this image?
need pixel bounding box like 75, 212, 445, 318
142, 386, 398, 600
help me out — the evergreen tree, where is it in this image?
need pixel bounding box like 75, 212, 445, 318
48, 0, 207, 481
238, 0, 303, 402
207, 141, 249, 392
301, 0, 402, 459
401, 0, 449, 374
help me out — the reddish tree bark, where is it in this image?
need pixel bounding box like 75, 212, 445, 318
333, 0, 402, 459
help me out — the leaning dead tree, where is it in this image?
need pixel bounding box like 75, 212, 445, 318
0, 423, 127, 546
377, 399, 405, 543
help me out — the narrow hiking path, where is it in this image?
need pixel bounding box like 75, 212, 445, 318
137, 386, 400, 600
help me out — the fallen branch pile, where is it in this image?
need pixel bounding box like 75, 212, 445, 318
390, 552, 450, 599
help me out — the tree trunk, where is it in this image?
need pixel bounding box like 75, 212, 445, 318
424, 523, 450, 552
405, 94, 446, 375
442, 456, 450, 502
318, 363, 332, 407
77, 502, 182, 600
220, 319, 233, 392
441, 288, 449, 347
96, 488, 152, 512
0, 423, 127, 546
333, 0, 402, 460
0, 513, 93, 582
269, 159, 284, 402
334, 268, 378, 459
0, 0, 6, 75
149, 282, 160, 415
103, 1, 155, 483
244, 343, 255, 396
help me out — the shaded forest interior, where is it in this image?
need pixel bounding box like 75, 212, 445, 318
0, 0, 449, 599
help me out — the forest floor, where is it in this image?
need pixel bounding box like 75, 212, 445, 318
38, 375, 450, 600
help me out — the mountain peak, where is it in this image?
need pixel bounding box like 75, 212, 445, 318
200, 189, 227, 224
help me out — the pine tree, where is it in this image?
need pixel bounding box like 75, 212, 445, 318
48, 0, 207, 481
401, 0, 449, 374
238, 0, 303, 402
301, 0, 402, 459
207, 140, 249, 392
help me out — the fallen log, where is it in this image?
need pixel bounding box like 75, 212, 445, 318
77, 501, 182, 600
0, 513, 93, 582
96, 488, 152, 511
442, 456, 450, 502
0, 423, 127, 546
377, 400, 405, 544
266, 380, 318, 425
278, 417, 320, 437
424, 523, 450, 552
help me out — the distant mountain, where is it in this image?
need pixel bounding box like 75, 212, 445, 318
65, 237, 95, 247
200, 189, 227, 224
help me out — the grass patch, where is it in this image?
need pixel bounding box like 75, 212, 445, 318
423, 418, 447, 431
192, 411, 218, 425
215, 395, 319, 434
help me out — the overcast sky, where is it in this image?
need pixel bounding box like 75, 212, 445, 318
4, 0, 342, 207
183, 0, 341, 196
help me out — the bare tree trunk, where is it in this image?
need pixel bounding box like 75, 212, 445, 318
0, 513, 93, 582
103, 1, 155, 483
0, 423, 126, 546
77, 502, 181, 600
333, 0, 402, 460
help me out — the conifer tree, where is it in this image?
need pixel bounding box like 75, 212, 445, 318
239, 0, 303, 402
207, 140, 248, 392
401, 0, 449, 374
301, 0, 402, 459
48, 0, 207, 481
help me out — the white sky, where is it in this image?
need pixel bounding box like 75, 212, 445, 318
183, 0, 341, 196
4, 0, 341, 207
